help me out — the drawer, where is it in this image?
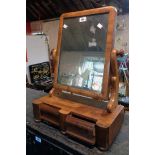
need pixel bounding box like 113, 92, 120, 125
65, 113, 96, 145
40, 104, 60, 127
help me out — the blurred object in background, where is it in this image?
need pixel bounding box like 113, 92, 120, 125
117, 49, 129, 110
50, 49, 56, 78
27, 62, 53, 93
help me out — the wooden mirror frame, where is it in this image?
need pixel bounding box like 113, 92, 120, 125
54, 6, 117, 100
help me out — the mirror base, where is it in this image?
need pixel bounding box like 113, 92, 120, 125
32, 94, 124, 150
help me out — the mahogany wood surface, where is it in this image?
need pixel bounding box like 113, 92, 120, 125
32, 7, 125, 150
33, 93, 124, 150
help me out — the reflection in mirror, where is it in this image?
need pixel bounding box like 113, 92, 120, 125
58, 13, 108, 92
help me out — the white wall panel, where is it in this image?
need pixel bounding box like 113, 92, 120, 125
26, 35, 49, 83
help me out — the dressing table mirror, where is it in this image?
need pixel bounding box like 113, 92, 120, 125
32, 6, 124, 150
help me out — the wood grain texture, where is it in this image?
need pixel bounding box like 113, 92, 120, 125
107, 49, 119, 112
32, 7, 125, 150
32, 94, 124, 149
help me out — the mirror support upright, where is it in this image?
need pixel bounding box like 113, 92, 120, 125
49, 48, 63, 97
107, 49, 119, 112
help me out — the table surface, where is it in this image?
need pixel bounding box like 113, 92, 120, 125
26, 88, 129, 155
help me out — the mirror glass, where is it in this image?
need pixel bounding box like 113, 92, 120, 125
58, 13, 108, 93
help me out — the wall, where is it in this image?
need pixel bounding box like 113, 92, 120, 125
26, 22, 31, 34
42, 20, 59, 50
115, 14, 129, 52
30, 20, 59, 51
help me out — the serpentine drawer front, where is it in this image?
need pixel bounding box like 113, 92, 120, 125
65, 113, 96, 145
40, 104, 61, 127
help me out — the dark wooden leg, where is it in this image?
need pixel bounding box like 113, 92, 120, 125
33, 103, 41, 122
96, 123, 109, 151
59, 110, 70, 134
